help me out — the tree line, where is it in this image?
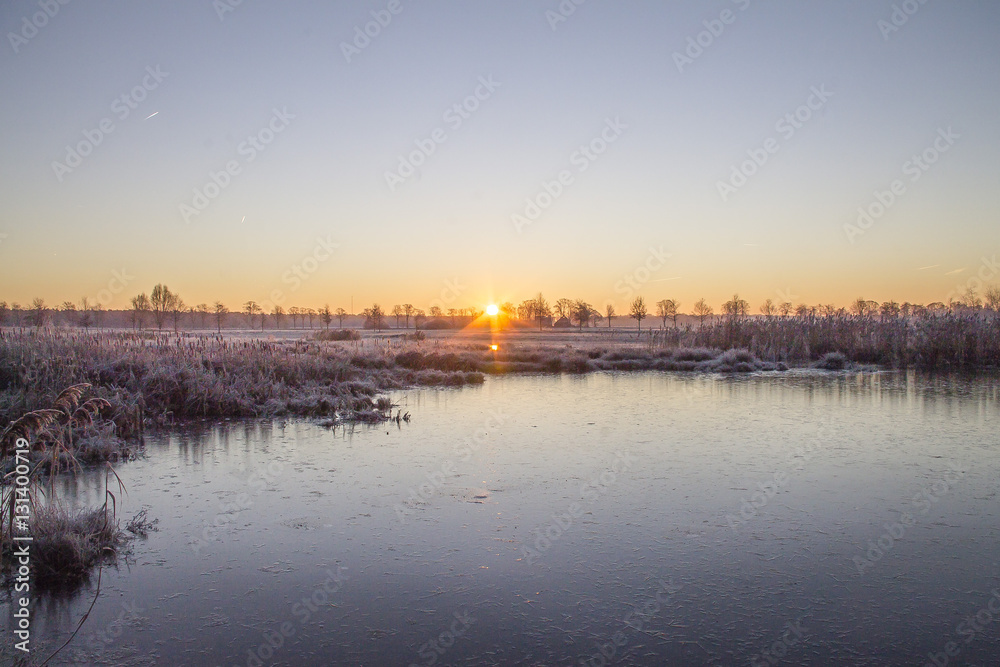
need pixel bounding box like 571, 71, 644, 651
4, 284, 999, 333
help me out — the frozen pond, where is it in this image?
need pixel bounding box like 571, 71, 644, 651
6, 370, 1000, 665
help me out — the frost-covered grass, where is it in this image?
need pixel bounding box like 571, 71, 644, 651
0, 330, 487, 433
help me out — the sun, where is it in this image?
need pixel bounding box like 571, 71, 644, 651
486, 304, 499, 316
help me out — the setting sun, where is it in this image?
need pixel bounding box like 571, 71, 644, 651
486, 304, 499, 316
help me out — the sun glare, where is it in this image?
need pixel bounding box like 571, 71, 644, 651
486, 304, 499, 316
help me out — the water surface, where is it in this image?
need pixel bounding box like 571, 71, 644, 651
6, 370, 1000, 665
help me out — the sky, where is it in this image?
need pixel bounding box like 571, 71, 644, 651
1, 0, 999, 314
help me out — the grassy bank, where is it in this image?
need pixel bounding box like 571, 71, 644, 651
0, 330, 485, 434
646, 310, 1000, 369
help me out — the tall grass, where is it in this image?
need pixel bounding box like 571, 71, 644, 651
1, 384, 133, 591
656, 310, 1000, 368
0, 330, 486, 431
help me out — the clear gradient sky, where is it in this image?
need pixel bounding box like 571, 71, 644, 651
1, 1, 999, 314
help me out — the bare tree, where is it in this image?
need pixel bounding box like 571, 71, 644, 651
335, 307, 347, 328
722, 294, 749, 321
656, 299, 678, 329
61, 301, 77, 327
880, 301, 901, 319
170, 296, 186, 332
305, 308, 316, 329
364, 304, 385, 331
195, 303, 210, 329
392, 304, 403, 328
572, 300, 593, 329
321, 305, 333, 330
30, 298, 47, 328
605, 303, 615, 328
131, 294, 150, 330
759, 299, 776, 318
961, 287, 982, 310
629, 296, 647, 332
76, 300, 94, 328
692, 299, 713, 327
402, 304, 415, 329
243, 301, 262, 329
534, 293, 551, 331
272, 305, 285, 329
213, 302, 228, 333
150, 284, 173, 332
986, 286, 1000, 313
554, 298, 574, 321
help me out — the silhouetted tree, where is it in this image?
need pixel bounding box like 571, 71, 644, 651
213, 302, 228, 333
693, 299, 713, 327
364, 304, 385, 331
630, 296, 647, 332
321, 305, 333, 330
605, 303, 615, 328
335, 307, 347, 328
573, 300, 593, 329
656, 299, 678, 328
170, 296, 186, 332
759, 299, 776, 318
150, 284, 174, 332
130, 294, 150, 330
243, 301, 262, 329
534, 294, 550, 331
195, 303, 210, 329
